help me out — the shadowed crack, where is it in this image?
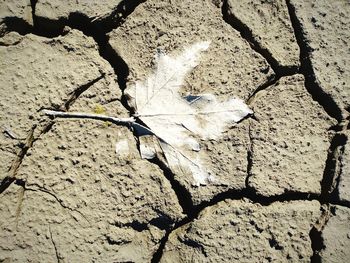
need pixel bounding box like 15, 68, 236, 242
113, 221, 149, 232
30, 0, 146, 94
148, 156, 194, 216
1, 0, 146, 102
151, 186, 335, 262
309, 205, 331, 263
0, 125, 36, 194
324, 133, 348, 207
245, 120, 255, 192
246, 74, 277, 105
221, 0, 298, 77
285, 0, 343, 123
62, 73, 106, 111
30, 0, 37, 23
182, 239, 208, 257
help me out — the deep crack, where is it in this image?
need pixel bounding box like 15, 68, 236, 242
309, 205, 331, 263
148, 156, 194, 216
320, 133, 347, 204
1, 0, 145, 96
150, 187, 333, 262
286, 0, 343, 123
30, 0, 37, 25
2, 2, 349, 262
221, 0, 298, 77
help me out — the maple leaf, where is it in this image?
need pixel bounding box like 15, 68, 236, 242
43, 41, 252, 186
125, 41, 253, 185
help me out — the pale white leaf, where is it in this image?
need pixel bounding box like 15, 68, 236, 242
126, 41, 252, 185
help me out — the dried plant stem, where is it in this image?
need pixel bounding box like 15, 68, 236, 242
42, 110, 136, 126
42, 109, 158, 137
43, 110, 204, 170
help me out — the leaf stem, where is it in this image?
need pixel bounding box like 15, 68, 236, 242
42, 109, 135, 125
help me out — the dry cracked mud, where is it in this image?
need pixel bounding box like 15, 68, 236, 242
0, 0, 349, 262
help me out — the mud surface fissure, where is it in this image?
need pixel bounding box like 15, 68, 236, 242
2, 1, 349, 261
221, 0, 298, 77
309, 205, 331, 263
49, 225, 61, 263
0, 125, 36, 194
148, 157, 194, 216
24, 183, 90, 223
151, 185, 342, 262
0, 74, 107, 194
320, 133, 348, 204
285, 0, 343, 124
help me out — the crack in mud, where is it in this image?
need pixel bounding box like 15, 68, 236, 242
320, 133, 348, 203
246, 74, 277, 105
0, 75, 106, 195
24, 183, 90, 223
245, 121, 255, 192
49, 225, 61, 263
220, 0, 300, 106
148, 156, 194, 216
309, 204, 331, 263
286, 0, 343, 124
2, 1, 349, 261
0, 125, 36, 194
113, 221, 149, 233
62, 74, 106, 111
151, 187, 337, 262
221, 0, 298, 77
30, 0, 37, 25
1, 0, 142, 97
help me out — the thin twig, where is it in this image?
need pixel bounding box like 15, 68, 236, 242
42, 110, 136, 125
3, 126, 25, 140
42, 110, 203, 169
42, 109, 157, 137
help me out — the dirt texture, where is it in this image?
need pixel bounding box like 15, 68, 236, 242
0, 0, 32, 34
0, 30, 118, 182
337, 131, 350, 204
248, 75, 335, 196
161, 200, 320, 262
226, 0, 300, 72
35, 0, 124, 22
0, 84, 183, 262
320, 205, 350, 262
0, 0, 349, 262
289, 0, 350, 120
108, 0, 274, 99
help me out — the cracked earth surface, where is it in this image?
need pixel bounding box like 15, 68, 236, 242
0, 0, 349, 262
